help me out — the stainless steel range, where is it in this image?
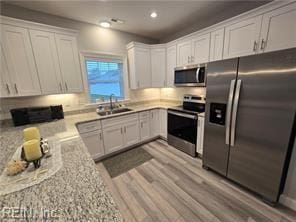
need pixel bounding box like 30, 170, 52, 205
167, 95, 205, 157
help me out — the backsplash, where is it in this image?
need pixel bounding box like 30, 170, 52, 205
160, 87, 206, 101
0, 87, 205, 120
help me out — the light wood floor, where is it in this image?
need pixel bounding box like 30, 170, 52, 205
96, 139, 296, 222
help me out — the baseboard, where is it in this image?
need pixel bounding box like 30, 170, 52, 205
280, 194, 296, 211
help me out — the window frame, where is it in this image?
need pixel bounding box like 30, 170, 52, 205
80, 51, 130, 105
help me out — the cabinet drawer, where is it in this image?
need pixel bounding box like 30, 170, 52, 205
102, 113, 138, 128
77, 120, 101, 133
139, 111, 150, 119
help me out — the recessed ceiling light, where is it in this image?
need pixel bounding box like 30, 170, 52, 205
150, 11, 157, 18
99, 21, 111, 28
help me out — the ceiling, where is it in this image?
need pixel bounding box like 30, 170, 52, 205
3, 1, 271, 40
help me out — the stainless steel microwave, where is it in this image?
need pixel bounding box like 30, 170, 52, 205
174, 64, 206, 87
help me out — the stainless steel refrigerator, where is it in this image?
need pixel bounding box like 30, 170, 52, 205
203, 48, 296, 204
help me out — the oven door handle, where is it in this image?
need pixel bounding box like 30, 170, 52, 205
168, 110, 197, 120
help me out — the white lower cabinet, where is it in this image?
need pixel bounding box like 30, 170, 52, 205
150, 109, 160, 137
79, 109, 170, 159
159, 109, 167, 139
196, 116, 205, 155
102, 114, 140, 154
103, 124, 125, 154
123, 120, 140, 147
140, 116, 151, 141
80, 130, 105, 160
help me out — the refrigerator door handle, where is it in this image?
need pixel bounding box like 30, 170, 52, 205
230, 79, 242, 146
226, 79, 236, 145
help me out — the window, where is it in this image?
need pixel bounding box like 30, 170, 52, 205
85, 57, 124, 103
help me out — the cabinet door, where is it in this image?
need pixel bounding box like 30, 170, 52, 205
81, 130, 105, 160
140, 117, 151, 141
159, 109, 167, 139
1, 24, 41, 96
30, 30, 63, 95
223, 16, 262, 59
0, 43, 14, 97
103, 125, 124, 154
196, 117, 205, 155
210, 28, 225, 62
260, 3, 296, 53
127, 48, 137, 89
191, 33, 211, 64
177, 40, 191, 66
55, 34, 83, 93
151, 48, 166, 87
123, 120, 140, 147
134, 47, 151, 88
150, 109, 160, 137
166, 45, 176, 87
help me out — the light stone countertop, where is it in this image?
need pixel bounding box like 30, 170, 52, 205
0, 102, 179, 221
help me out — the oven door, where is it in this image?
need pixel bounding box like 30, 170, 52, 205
167, 110, 198, 156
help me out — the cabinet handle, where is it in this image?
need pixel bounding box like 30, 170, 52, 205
187, 56, 190, 63
59, 82, 63, 92
65, 82, 68, 91
14, 84, 18, 94
121, 127, 123, 134
260, 39, 266, 50
141, 122, 143, 128
253, 41, 258, 52
151, 112, 154, 118
6, 84, 10, 94
191, 56, 194, 63
99, 132, 102, 140
124, 126, 126, 133
137, 81, 140, 87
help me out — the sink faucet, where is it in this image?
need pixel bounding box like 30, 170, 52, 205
109, 93, 115, 110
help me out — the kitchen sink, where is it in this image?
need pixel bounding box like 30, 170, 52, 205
97, 108, 133, 116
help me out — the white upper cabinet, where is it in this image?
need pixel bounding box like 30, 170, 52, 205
0, 43, 14, 97
127, 44, 151, 89
151, 47, 166, 88
191, 33, 211, 64
166, 45, 176, 87
0, 24, 41, 97
177, 40, 192, 66
260, 3, 296, 53
210, 28, 225, 62
223, 16, 262, 59
30, 29, 63, 95
55, 33, 83, 93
